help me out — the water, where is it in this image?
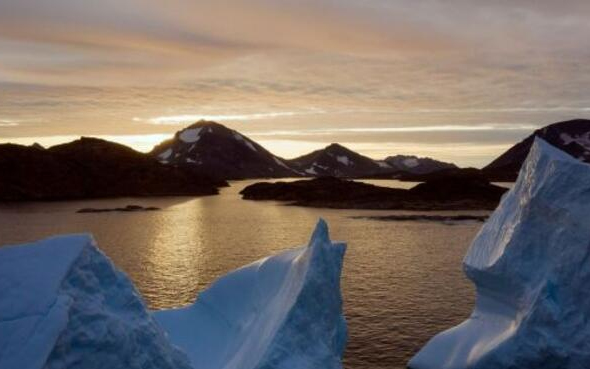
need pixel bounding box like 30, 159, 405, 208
0, 179, 486, 368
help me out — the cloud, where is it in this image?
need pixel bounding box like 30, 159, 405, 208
0, 119, 19, 127
0, 0, 589, 165
139, 110, 324, 125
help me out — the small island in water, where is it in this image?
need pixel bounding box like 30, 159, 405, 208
240, 176, 507, 210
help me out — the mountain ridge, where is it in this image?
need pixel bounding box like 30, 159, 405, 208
483, 119, 590, 181
0, 137, 224, 201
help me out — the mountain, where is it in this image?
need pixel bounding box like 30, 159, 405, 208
150, 121, 299, 180
483, 119, 590, 181
0, 138, 223, 200
287, 143, 386, 177
383, 155, 457, 174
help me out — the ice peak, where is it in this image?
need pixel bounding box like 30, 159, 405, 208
409, 137, 590, 369
309, 218, 330, 246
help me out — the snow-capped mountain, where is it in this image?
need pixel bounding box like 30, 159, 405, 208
150, 121, 298, 179
483, 119, 590, 181
287, 143, 386, 177
383, 155, 457, 174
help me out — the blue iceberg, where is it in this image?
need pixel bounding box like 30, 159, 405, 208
0, 220, 347, 369
154, 219, 347, 369
409, 138, 590, 369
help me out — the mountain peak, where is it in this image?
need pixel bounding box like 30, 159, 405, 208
325, 143, 345, 150
150, 121, 297, 179
184, 120, 227, 131
288, 143, 383, 177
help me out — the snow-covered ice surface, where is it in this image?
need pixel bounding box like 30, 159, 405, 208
1, 220, 347, 369
409, 138, 590, 369
154, 219, 348, 369
0, 234, 192, 369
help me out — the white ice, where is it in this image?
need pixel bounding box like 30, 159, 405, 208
0, 221, 347, 369
153, 219, 347, 369
409, 138, 590, 369
0, 235, 191, 369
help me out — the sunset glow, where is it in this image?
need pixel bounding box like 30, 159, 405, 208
1, 0, 589, 166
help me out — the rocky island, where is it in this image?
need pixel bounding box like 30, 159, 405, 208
240, 176, 507, 210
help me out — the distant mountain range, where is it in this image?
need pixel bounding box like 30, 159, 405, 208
150, 121, 457, 179
2, 118, 589, 200
483, 119, 590, 181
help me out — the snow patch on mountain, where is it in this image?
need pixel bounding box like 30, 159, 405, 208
179, 128, 203, 143
375, 160, 391, 169
403, 158, 419, 168
233, 133, 257, 152
409, 138, 590, 369
273, 156, 291, 170
158, 148, 172, 160
560, 132, 590, 150
154, 219, 347, 369
336, 155, 352, 166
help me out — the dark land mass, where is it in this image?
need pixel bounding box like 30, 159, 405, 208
0, 138, 226, 201
351, 214, 488, 223
483, 119, 590, 181
77, 205, 160, 213
369, 167, 486, 182
240, 176, 507, 210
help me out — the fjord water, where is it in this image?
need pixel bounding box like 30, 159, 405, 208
0, 179, 483, 369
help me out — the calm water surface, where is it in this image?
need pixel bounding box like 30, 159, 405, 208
0, 179, 487, 369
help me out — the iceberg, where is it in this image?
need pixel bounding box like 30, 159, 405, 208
409, 138, 590, 369
0, 220, 347, 369
0, 234, 192, 369
153, 219, 348, 369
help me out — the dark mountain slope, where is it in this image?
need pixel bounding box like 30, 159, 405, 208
150, 121, 298, 180
483, 119, 590, 181
0, 138, 223, 201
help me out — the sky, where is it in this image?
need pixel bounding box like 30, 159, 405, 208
1, 0, 589, 167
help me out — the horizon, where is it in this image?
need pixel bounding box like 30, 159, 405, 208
2, 0, 590, 167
